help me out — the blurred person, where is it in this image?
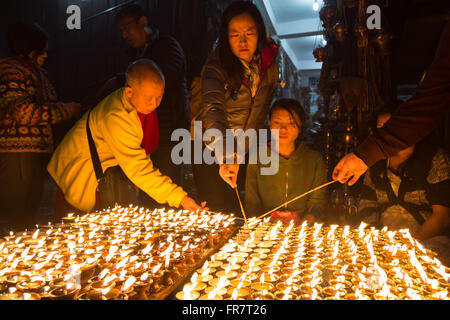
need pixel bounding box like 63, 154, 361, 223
358, 112, 450, 264
0, 22, 80, 232
333, 21, 450, 186
96, 3, 187, 200
48, 59, 205, 214
192, 1, 278, 213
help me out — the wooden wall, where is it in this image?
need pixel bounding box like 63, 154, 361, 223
1, 0, 230, 106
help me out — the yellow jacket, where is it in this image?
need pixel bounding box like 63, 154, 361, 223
47, 87, 187, 212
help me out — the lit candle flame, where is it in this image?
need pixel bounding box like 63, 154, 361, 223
286, 277, 293, 286
355, 288, 368, 300
164, 253, 170, 269
225, 266, 232, 275
102, 274, 116, 286
404, 273, 413, 287
140, 272, 149, 282
281, 286, 291, 300
217, 276, 227, 290
121, 276, 136, 292
142, 243, 153, 256
183, 284, 194, 300
115, 257, 129, 270
340, 265, 348, 274
152, 263, 162, 274
311, 289, 318, 300
32, 229, 39, 239
406, 288, 421, 300
207, 289, 216, 299
98, 268, 110, 280
433, 291, 448, 299
408, 249, 428, 284
100, 287, 111, 297
201, 268, 210, 277
231, 288, 239, 300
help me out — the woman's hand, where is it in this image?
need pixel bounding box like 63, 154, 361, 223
180, 196, 209, 211
219, 163, 240, 188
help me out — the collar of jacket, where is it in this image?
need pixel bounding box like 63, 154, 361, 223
126, 28, 160, 58
241, 38, 278, 90
266, 141, 307, 163
280, 141, 307, 162
119, 87, 136, 114
370, 141, 438, 187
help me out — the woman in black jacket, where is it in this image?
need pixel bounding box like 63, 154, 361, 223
192, 1, 278, 214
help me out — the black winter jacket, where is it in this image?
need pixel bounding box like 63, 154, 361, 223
199, 45, 278, 157
117, 30, 188, 141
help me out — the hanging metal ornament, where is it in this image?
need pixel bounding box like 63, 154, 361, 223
313, 45, 327, 62
371, 29, 394, 56
319, 5, 337, 29
330, 104, 339, 122
333, 22, 348, 42
354, 23, 368, 48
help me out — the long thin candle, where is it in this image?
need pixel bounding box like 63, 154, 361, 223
235, 187, 249, 229
256, 180, 338, 220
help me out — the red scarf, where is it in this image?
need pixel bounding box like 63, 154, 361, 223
138, 111, 159, 155
242, 38, 278, 89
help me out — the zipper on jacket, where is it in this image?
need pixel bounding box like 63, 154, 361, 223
285, 171, 289, 210
243, 64, 271, 130
243, 96, 255, 130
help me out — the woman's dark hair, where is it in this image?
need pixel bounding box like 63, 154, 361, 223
269, 99, 305, 130
217, 1, 268, 88
7, 22, 48, 58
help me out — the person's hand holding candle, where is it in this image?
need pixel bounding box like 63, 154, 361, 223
219, 163, 240, 188
332, 152, 368, 186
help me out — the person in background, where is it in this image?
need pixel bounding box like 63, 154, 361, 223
193, 1, 278, 213
96, 3, 188, 205
358, 112, 450, 264
245, 99, 327, 224
0, 22, 80, 233
48, 59, 204, 214
333, 21, 450, 186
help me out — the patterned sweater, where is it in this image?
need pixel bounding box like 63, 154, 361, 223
0, 56, 75, 153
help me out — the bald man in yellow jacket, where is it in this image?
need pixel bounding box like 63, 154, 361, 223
48, 59, 204, 213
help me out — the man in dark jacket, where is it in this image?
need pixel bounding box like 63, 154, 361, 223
333, 20, 450, 186
97, 4, 187, 195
